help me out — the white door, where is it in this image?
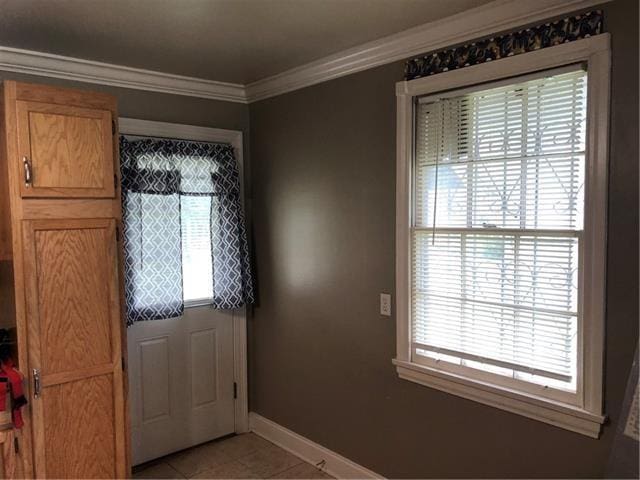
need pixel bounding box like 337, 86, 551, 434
128, 307, 237, 465
120, 118, 247, 466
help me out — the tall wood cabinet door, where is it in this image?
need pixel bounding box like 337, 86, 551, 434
22, 218, 126, 479
16, 101, 115, 198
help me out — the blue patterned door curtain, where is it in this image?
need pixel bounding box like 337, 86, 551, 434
120, 136, 254, 326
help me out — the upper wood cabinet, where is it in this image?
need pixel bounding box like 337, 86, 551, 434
13, 84, 116, 199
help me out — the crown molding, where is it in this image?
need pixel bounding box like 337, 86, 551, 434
244, 0, 610, 102
0, 46, 247, 103
0, 0, 610, 105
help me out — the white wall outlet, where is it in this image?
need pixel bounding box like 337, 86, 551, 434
380, 293, 392, 316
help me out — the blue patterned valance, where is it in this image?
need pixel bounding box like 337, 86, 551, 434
405, 10, 603, 81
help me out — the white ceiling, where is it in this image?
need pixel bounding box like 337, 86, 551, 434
0, 0, 493, 84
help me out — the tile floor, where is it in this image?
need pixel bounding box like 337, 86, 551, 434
133, 433, 333, 479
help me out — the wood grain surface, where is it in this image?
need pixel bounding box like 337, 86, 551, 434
43, 374, 116, 479
16, 101, 114, 198
3, 80, 128, 478
23, 218, 126, 479
34, 224, 112, 374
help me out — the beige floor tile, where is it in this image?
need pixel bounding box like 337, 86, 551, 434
217, 433, 273, 459
133, 461, 185, 479
135, 434, 331, 480
269, 462, 332, 479
237, 445, 303, 478
166, 441, 233, 478
191, 460, 262, 479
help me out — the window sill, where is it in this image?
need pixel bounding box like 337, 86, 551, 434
184, 298, 214, 309
392, 359, 606, 438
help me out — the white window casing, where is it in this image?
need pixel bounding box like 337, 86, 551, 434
394, 34, 610, 438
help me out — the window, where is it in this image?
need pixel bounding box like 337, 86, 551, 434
120, 126, 252, 324
181, 195, 214, 303
395, 36, 610, 437
414, 67, 585, 397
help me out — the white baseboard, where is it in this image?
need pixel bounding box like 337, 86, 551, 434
249, 412, 382, 479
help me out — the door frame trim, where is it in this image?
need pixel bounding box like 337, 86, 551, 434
117, 117, 249, 434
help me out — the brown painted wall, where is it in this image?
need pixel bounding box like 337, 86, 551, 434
247, 1, 638, 477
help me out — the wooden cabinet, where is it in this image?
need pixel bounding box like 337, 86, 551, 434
0, 81, 128, 479
22, 219, 126, 478
16, 102, 115, 198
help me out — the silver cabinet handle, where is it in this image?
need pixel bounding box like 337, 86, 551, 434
33, 368, 41, 398
23, 156, 32, 187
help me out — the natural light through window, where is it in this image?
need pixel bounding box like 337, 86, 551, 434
181, 195, 214, 303
411, 67, 587, 395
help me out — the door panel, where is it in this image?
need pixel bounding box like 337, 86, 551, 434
22, 218, 126, 478
35, 226, 113, 374
17, 101, 114, 198
190, 329, 218, 407
140, 337, 170, 423
128, 307, 235, 465
43, 375, 116, 479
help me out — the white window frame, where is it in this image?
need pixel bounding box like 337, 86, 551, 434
394, 34, 610, 438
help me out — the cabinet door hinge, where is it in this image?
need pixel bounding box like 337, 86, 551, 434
14, 437, 18, 454
121, 357, 126, 372
112, 120, 116, 135
115, 226, 121, 242
114, 174, 118, 190
233, 382, 237, 399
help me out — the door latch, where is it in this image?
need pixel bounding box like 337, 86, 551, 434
23, 156, 32, 188
33, 368, 41, 398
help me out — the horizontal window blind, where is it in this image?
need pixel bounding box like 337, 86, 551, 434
412, 68, 586, 388
181, 195, 214, 302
